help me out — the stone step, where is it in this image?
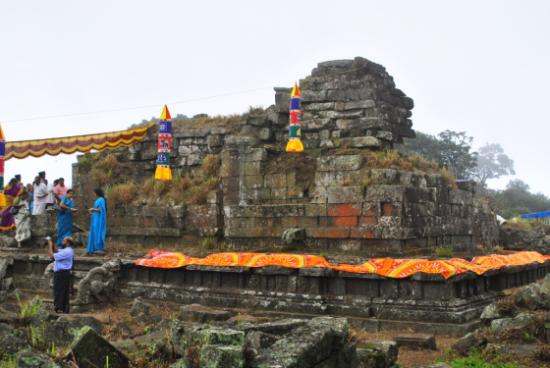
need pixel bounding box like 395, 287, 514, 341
394, 334, 437, 350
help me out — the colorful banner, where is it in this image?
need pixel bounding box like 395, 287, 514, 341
0, 125, 6, 206
5, 124, 154, 160
135, 250, 550, 279
154, 105, 173, 181
285, 82, 304, 153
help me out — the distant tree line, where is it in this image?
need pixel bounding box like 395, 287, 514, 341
402, 130, 549, 218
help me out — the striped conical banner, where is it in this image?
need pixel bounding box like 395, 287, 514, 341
285, 82, 304, 153
154, 105, 173, 181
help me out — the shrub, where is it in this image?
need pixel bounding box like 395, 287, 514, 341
202, 154, 220, 177
434, 246, 455, 258
449, 353, 519, 368
90, 154, 121, 186
16, 293, 43, 321
0, 357, 16, 368
440, 167, 458, 189
200, 237, 217, 250
108, 183, 139, 207
187, 186, 209, 205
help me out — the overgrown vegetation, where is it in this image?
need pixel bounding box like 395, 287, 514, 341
107, 154, 220, 207
434, 246, 455, 258
0, 357, 16, 368
488, 179, 550, 219
449, 353, 519, 368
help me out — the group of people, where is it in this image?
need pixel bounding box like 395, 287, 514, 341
0, 171, 108, 255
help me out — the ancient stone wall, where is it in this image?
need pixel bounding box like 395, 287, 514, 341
72, 57, 499, 255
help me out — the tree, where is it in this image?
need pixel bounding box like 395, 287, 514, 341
472, 143, 515, 186
403, 130, 478, 179
490, 179, 550, 218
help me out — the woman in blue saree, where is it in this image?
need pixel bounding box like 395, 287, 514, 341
57, 189, 77, 247
86, 188, 107, 255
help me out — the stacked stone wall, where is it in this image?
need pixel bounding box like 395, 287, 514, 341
71, 57, 499, 255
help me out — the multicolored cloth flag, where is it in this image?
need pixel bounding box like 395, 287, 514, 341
0, 124, 6, 206
154, 105, 173, 181
285, 82, 304, 153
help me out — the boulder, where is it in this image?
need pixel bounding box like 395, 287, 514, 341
242, 318, 307, 335
480, 303, 501, 323
452, 331, 487, 356
362, 340, 398, 366
193, 328, 245, 347
253, 317, 351, 368
490, 312, 536, 337
45, 315, 102, 346
178, 304, 232, 323
395, 334, 436, 350
356, 347, 390, 368
0, 323, 30, 358
129, 297, 151, 317
200, 345, 244, 368
513, 284, 543, 309
169, 359, 191, 368
16, 349, 60, 368
70, 326, 129, 368
282, 228, 306, 244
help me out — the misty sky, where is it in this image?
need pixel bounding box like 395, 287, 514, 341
0, 0, 548, 196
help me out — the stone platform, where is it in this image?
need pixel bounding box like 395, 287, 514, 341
3, 252, 550, 335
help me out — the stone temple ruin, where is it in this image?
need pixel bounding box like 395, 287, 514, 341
72, 57, 499, 256
1, 58, 549, 368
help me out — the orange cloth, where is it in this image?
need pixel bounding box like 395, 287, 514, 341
135, 250, 550, 279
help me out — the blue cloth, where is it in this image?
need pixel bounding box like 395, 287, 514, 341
86, 197, 107, 254
53, 247, 74, 272
57, 196, 75, 246
521, 211, 550, 219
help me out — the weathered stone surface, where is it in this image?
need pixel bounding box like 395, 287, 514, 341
129, 297, 151, 317
254, 317, 350, 368
200, 345, 244, 368
178, 304, 233, 323
282, 228, 306, 244
169, 359, 191, 368
394, 334, 436, 350
70, 326, 129, 368
317, 155, 363, 172
480, 303, 501, 323
193, 328, 246, 347
452, 331, 486, 356
16, 349, 60, 368
0, 322, 30, 358
490, 312, 536, 337
362, 340, 398, 366
45, 315, 103, 347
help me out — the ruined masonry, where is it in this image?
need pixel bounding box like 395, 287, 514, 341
73, 57, 499, 256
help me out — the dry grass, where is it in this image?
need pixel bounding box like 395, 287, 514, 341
108, 182, 139, 207
91, 154, 121, 186
202, 154, 220, 177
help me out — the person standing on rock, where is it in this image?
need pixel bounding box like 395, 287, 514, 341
86, 188, 107, 255
47, 235, 74, 313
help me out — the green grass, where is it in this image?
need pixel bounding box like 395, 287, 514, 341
0, 357, 16, 368
434, 246, 455, 258
449, 354, 519, 368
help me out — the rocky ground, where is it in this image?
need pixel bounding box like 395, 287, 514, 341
3, 276, 550, 367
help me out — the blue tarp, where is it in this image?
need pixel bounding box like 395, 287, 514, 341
520, 211, 550, 219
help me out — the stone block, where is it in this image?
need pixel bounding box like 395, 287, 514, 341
330, 216, 358, 227
242, 175, 264, 189
365, 185, 404, 202
358, 216, 377, 226
241, 161, 263, 176
327, 186, 363, 203
344, 136, 382, 148
301, 118, 332, 131
395, 334, 436, 350
307, 227, 350, 239
70, 326, 130, 368
327, 203, 362, 217
336, 100, 376, 110
304, 204, 327, 217
317, 155, 363, 171
258, 127, 273, 141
